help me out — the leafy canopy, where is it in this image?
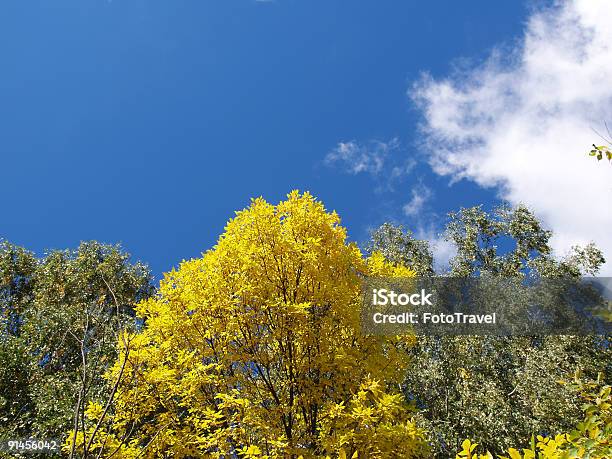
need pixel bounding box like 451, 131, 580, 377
371, 205, 608, 457
69, 191, 428, 458
0, 240, 152, 442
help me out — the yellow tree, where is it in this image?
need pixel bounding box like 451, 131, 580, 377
67, 191, 428, 459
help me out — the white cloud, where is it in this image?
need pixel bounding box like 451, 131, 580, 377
391, 158, 418, 180
412, 0, 612, 273
414, 225, 457, 274
403, 184, 432, 217
325, 138, 400, 176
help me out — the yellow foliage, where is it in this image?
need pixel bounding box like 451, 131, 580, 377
318, 378, 429, 458
455, 439, 492, 459
66, 191, 426, 458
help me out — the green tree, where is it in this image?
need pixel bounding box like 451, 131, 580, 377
0, 241, 36, 336
0, 241, 37, 441
0, 240, 153, 449
370, 205, 610, 457
368, 223, 434, 276
445, 205, 603, 277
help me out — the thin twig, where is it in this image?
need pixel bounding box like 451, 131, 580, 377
591, 126, 612, 145
101, 275, 121, 319
69, 383, 83, 459
84, 338, 131, 454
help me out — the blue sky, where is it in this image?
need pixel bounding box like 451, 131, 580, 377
0, 1, 563, 277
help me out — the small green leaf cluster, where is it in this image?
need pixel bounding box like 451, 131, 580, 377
589, 144, 612, 162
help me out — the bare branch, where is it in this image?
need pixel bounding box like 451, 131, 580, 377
84, 336, 132, 455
